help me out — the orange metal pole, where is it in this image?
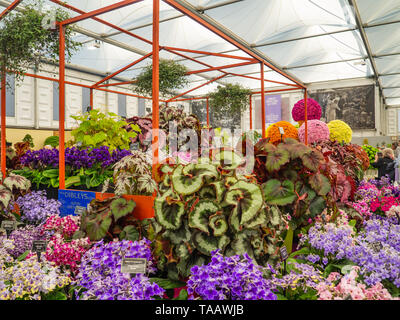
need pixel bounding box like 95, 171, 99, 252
249, 94, 252, 130
1, 70, 6, 178
304, 90, 308, 145
61, 0, 145, 26
90, 88, 93, 110
206, 97, 210, 128
152, 0, 160, 176
260, 63, 266, 139
59, 25, 66, 189
0, 0, 22, 20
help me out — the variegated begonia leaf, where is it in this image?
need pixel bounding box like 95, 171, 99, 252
188, 200, 221, 234
225, 180, 264, 229
3, 174, 31, 191
262, 179, 297, 206
154, 190, 185, 230
191, 231, 230, 256
213, 150, 244, 170
0, 185, 12, 209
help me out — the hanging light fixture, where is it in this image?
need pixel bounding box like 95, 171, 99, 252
87, 40, 101, 50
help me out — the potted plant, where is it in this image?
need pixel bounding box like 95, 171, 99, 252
133, 59, 188, 98
0, 1, 80, 87
208, 83, 251, 129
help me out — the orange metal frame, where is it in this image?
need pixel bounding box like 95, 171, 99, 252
0, 0, 308, 185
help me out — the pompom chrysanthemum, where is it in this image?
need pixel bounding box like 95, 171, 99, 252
292, 98, 322, 122
298, 120, 330, 144
266, 121, 298, 145
327, 120, 352, 144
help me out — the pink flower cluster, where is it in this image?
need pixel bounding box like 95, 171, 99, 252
370, 196, 400, 213
292, 98, 322, 121
42, 215, 80, 239
45, 234, 90, 274
317, 267, 397, 300
298, 120, 330, 144
352, 200, 373, 218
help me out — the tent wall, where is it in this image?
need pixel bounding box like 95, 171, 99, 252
3, 62, 188, 131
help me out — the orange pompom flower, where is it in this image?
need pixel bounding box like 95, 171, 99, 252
266, 121, 299, 145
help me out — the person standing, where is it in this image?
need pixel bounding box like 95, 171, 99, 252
372, 148, 396, 182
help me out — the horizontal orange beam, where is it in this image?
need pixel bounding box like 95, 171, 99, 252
21, 71, 155, 100
61, 0, 144, 26
96, 80, 138, 88
186, 60, 257, 75
252, 87, 302, 94
163, 46, 255, 61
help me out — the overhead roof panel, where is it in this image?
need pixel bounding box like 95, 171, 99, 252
355, 0, 400, 26
256, 30, 366, 69
202, 0, 356, 45
364, 23, 400, 56
289, 59, 373, 83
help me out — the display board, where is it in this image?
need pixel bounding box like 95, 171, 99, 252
58, 189, 96, 216
265, 95, 282, 126
309, 85, 375, 129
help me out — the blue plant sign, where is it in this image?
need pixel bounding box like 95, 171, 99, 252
58, 189, 96, 216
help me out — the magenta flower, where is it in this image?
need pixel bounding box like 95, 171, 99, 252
292, 98, 322, 121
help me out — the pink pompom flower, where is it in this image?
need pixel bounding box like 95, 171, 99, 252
292, 98, 322, 121
298, 120, 330, 144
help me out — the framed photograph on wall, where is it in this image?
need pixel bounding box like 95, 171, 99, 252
308, 85, 375, 130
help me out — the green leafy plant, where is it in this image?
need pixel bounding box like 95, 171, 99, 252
0, 172, 31, 221
253, 138, 332, 234
153, 150, 287, 280
134, 59, 188, 98
70, 109, 140, 151
44, 136, 59, 148
74, 196, 152, 242
104, 150, 156, 196
0, 1, 81, 88
209, 83, 251, 119
22, 134, 34, 148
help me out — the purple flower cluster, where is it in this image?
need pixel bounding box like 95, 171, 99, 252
20, 148, 59, 168
75, 239, 164, 300
187, 250, 277, 300
20, 147, 131, 170
267, 263, 330, 292
16, 191, 61, 225
302, 223, 355, 259
303, 218, 400, 288
347, 218, 400, 287
8, 225, 46, 258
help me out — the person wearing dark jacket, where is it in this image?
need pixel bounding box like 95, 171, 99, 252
371, 148, 396, 182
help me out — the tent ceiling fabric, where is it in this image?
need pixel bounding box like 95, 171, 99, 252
1, 0, 399, 104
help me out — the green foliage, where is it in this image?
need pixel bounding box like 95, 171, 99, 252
134, 59, 188, 98
71, 109, 140, 151
22, 134, 34, 148
361, 144, 379, 169
209, 83, 252, 118
0, 173, 31, 220
0, 1, 81, 88
75, 196, 149, 242
44, 136, 59, 148
254, 138, 330, 231
154, 150, 287, 280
